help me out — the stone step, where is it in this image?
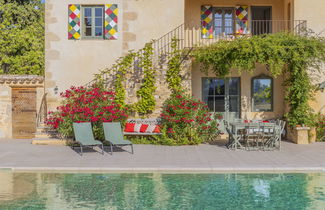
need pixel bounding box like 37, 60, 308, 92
34, 133, 52, 138
32, 138, 69, 146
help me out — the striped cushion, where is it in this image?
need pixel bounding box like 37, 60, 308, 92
124, 123, 160, 133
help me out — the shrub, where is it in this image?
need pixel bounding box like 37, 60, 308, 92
46, 85, 128, 140
315, 113, 325, 142
160, 91, 221, 145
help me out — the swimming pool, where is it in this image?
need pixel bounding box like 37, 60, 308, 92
0, 172, 324, 209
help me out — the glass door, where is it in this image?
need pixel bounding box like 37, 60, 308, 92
202, 78, 241, 131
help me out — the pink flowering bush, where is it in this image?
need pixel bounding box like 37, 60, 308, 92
160, 91, 221, 145
46, 85, 128, 140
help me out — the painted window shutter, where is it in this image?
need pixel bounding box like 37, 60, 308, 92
105, 4, 118, 40
68, 4, 81, 40
235, 6, 249, 34
201, 5, 213, 39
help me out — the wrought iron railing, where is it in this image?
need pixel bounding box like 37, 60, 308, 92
36, 93, 47, 127
86, 20, 307, 87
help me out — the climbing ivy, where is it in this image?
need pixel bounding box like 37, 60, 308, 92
166, 38, 183, 92
192, 33, 325, 127
112, 52, 136, 106
136, 42, 156, 115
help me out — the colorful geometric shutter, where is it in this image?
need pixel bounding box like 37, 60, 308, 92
68, 4, 81, 40
235, 6, 249, 34
105, 4, 118, 40
201, 5, 213, 39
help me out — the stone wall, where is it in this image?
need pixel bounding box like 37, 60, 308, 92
0, 75, 44, 139
102, 58, 192, 118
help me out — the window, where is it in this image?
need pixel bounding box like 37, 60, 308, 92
214, 8, 235, 36
252, 76, 273, 112
202, 78, 240, 113
203, 78, 226, 112
82, 6, 104, 39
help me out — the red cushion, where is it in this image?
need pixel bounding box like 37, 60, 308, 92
140, 124, 149, 133
153, 125, 161, 133
124, 123, 135, 132
263, 120, 270, 123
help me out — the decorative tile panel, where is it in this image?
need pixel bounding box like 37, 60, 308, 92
105, 4, 118, 40
201, 5, 213, 39
68, 4, 81, 40
235, 6, 249, 34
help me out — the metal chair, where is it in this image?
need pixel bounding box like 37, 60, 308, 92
245, 123, 261, 150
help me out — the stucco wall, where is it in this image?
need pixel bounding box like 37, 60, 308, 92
294, 0, 325, 114
191, 63, 285, 120
45, 0, 185, 111
294, 0, 325, 35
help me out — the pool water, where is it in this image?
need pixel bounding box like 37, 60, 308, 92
0, 172, 324, 210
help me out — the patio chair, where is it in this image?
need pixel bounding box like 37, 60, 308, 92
245, 124, 261, 150
103, 122, 134, 155
72, 122, 104, 156
265, 125, 281, 150
276, 120, 286, 149
225, 126, 236, 149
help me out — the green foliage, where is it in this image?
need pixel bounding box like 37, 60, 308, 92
193, 33, 325, 127
315, 113, 325, 142
113, 51, 136, 106
160, 91, 221, 145
0, 0, 44, 75
136, 42, 156, 115
166, 38, 182, 92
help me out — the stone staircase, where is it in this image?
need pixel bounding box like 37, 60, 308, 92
32, 124, 68, 145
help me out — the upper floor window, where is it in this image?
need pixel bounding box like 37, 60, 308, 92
251, 76, 273, 112
82, 6, 104, 39
214, 8, 235, 36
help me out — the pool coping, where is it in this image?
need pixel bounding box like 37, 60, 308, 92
1, 167, 325, 174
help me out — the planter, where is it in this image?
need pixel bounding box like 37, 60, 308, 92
309, 127, 317, 143
287, 126, 311, 144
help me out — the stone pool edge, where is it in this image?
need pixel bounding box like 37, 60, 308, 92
1, 167, 325, 174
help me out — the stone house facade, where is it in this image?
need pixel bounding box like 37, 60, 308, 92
45, 0, 325, 118
2, 0, 324, 139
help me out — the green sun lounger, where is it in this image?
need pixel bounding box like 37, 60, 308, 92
103, 122, 134, 154
72, 122, 104, 156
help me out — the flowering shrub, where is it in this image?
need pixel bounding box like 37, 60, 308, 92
46, 85, 128, 140
315, 113, 325, 142
160, 91, 221, 145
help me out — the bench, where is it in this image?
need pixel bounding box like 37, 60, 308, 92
123, 118, 162, 136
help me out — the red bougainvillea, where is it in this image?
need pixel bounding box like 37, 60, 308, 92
160, 91, 221, 145
46, 85, 128, 140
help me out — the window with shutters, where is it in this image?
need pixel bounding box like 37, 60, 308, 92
82, 6, 105, 39
68, 4, 118, 40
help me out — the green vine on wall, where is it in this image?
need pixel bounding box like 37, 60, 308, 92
136, 42, 156, 115
192, 33, 325, 127
166, 38, 183, 92
113, 52, 136, 106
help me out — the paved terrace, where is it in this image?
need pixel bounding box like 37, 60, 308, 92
0, 139, 325, 172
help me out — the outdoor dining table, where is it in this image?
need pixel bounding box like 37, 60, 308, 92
228, 122, 279, 150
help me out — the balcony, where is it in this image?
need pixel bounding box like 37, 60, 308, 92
153, 20, 307, 55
